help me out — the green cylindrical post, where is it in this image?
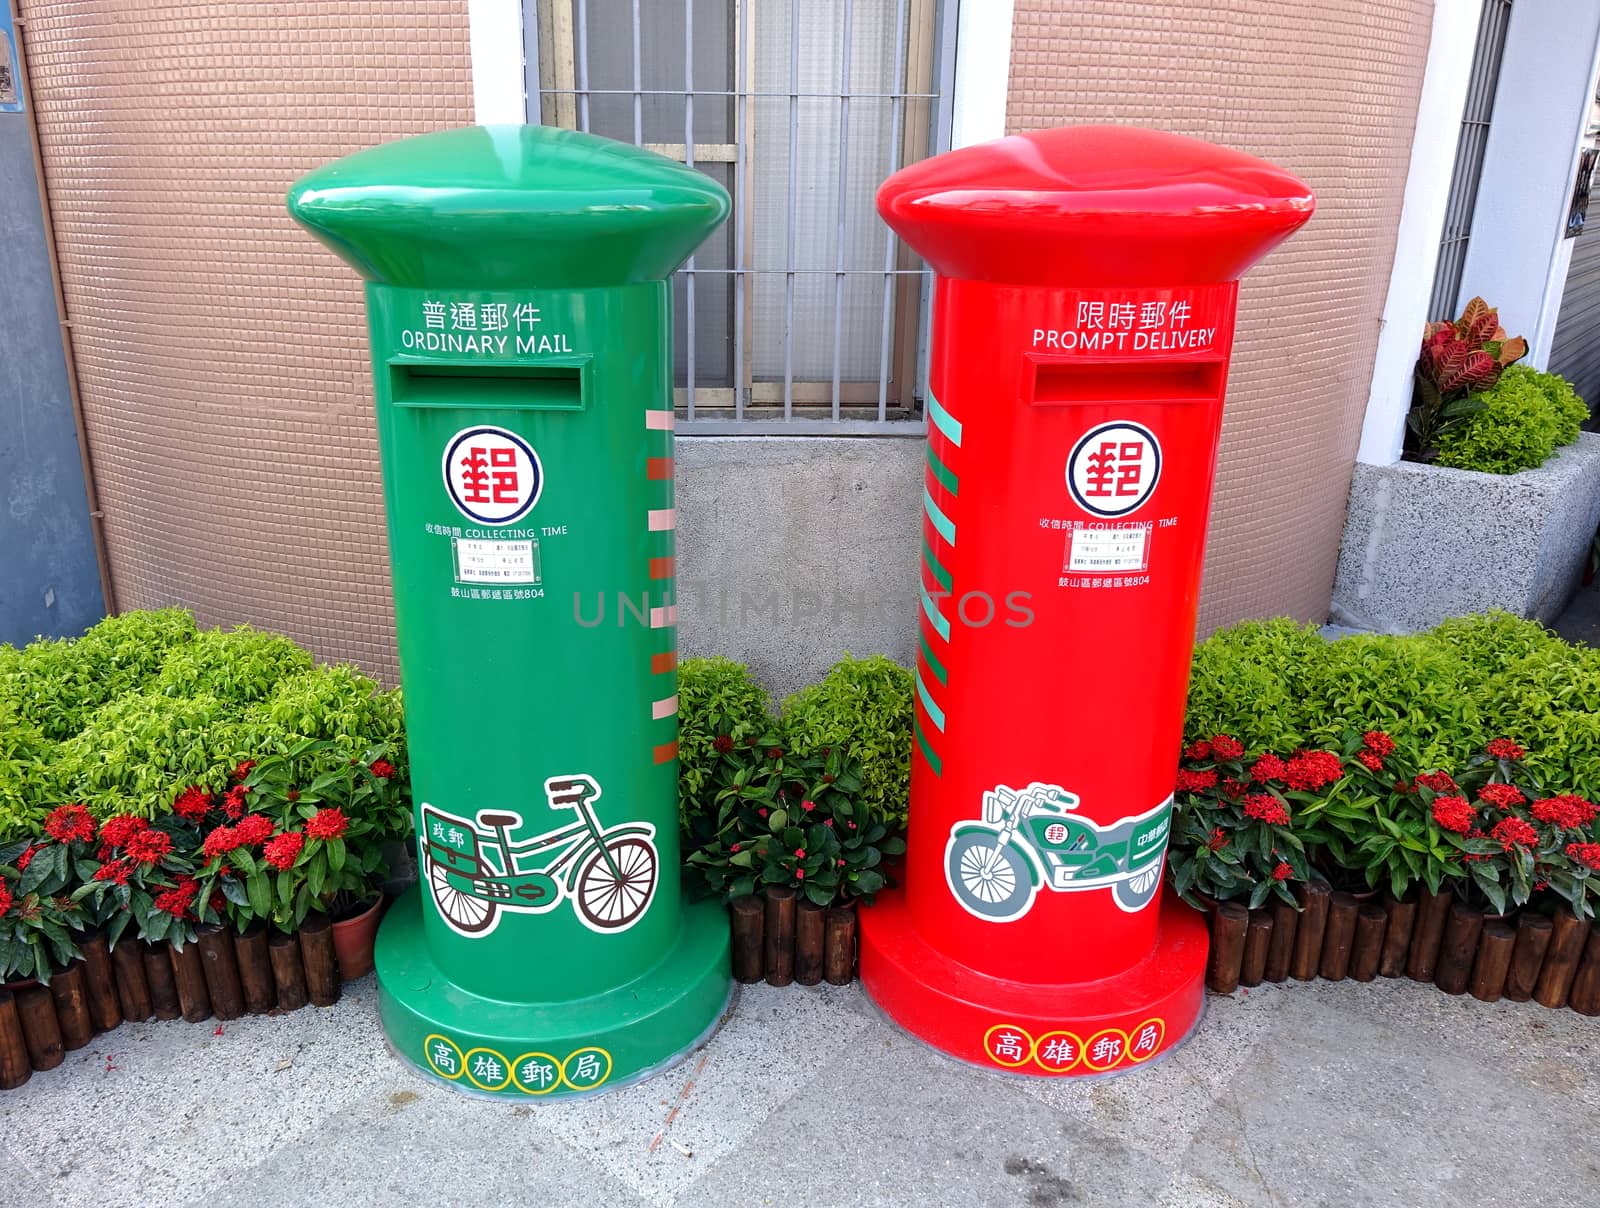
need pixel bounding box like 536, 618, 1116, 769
288, 125, 731, 1098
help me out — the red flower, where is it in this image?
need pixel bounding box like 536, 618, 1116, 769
1357, 751, 1385, 772
172, 786, 214, 821
1490, 817, 1538, 851
1362, 731, 1396, 757
124, 828, 173, 866
0, 881, 11, 916
801, 800, 816, 812
1183, 740, 1213, 761
368, 758, 396, 779
264, 831, 305, 870
306, 808, 349, 841
796, 868, 805, 880
232, 813, 275, 848
221, 786, 249, 820
1272, 862, 1292, 881
14, 843, 44, 872
202, 827, 241, 859
1242, 794, 1291, 827
1175, 768, 1219, 792
93, 859, 134, 885
1431, 796, 1476, 834
1393, 780, 1412, 795
1283, 750, 1343, 792
730, 843, 741, 853
1416, 770, 1458, 793
1532, 795, 1598, 830
1485, 738, 1526, 761
1476, 783, 1526, 810
44, 804, 95, 845
1250, 754, 1287, 783
712, 736, 734, 755
231, 760, 256, 782
1207, 827, 1229, 852
97, 815, 150, 852
1210, 735, 1245, 760
1221, 777, 1249, 798
155, 876, 200, 919
1566, 842, 1600, 872
766, 747, 784, 760
794, 848, 805, 859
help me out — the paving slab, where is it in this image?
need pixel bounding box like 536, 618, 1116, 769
0, 970, 1595, 1208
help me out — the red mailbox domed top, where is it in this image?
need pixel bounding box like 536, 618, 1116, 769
878, 125, 1314, 287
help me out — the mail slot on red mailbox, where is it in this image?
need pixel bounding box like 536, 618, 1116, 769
859, 126, 1314, 1076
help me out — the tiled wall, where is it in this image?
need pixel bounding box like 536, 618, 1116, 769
1008, 0, 1434, 630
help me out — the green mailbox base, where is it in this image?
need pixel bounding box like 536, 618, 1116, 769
376, 889, 731, 1098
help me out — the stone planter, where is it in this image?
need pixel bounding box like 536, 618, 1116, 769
1332, 432, 1600, 632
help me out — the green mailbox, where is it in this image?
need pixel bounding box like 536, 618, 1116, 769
288, 125, 732, 1097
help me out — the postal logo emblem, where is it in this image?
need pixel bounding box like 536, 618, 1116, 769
944, 781, 1171, 922
443, 425, 543, 525
1066, 421, 1161, 518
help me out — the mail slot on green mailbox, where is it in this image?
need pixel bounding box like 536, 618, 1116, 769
287, 125, 732, 1097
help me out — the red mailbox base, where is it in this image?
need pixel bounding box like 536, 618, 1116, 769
860, 888, 1208, 1077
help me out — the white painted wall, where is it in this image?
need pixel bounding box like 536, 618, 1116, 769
1459, 0, 1600, 366
1356, 0, 1480, 465
468, 0, 526, 125
950, 0, 1015, 147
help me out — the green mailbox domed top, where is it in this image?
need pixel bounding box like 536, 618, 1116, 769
287, 125, 730, 290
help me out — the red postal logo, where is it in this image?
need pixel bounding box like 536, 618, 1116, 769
1066, 422, 1161, 518
442, 426, 543, 525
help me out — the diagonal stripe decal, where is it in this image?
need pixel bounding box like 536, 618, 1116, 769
926, 389, 962, 447
920, 585, 951, 642
927, 445, 958, 496
923, 488, 956, 547
914, 714, 943, 776
915, 665, 946, 732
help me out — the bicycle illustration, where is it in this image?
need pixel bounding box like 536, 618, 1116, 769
945, 782, 1171, 923
421, 773, 658, 939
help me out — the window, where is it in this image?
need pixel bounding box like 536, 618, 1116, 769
1429, 0, 1513, 322
529, 0, 955, 430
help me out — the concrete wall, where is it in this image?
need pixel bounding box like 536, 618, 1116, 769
676, 437, 923, 699
0, 9, 103, 645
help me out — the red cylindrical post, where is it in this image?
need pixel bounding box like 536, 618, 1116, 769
858, 126, 1314, 1077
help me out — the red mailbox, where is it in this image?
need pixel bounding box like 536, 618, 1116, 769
860, 126, 1313, 1076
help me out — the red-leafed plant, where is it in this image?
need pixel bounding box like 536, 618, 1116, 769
1406, 297, 1528, 461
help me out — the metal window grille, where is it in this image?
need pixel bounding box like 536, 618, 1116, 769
526, 0, 955, 433
1429, 0, 1513, 322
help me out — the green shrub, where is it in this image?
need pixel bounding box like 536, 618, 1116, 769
1184, 618, 1327, 753
0, 608, 199, 740
1434, 365, 1587, 474
676, 656, 774, 833
781, 654, 912, 825
154, 625, 315, 703
0, 697, 64, 839
58, 692, 247, 819
1186, 610, 1600, 800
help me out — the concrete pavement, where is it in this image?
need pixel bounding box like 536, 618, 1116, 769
0, 973, 1593, 1207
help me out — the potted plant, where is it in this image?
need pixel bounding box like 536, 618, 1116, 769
1333, 298, 1600, 632
689, 745, 903, 907
1169, 734, 1312, 911
0, 834, 83, 988
218, 741, 409, 977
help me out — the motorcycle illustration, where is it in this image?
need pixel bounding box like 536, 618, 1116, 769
944, 782, 1170, 922
421, 773, 658, 938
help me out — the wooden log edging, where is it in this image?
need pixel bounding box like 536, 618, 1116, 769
1, 919, 336, 1093
1198, 894, 1600, 1019
725, 892, 861, 989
